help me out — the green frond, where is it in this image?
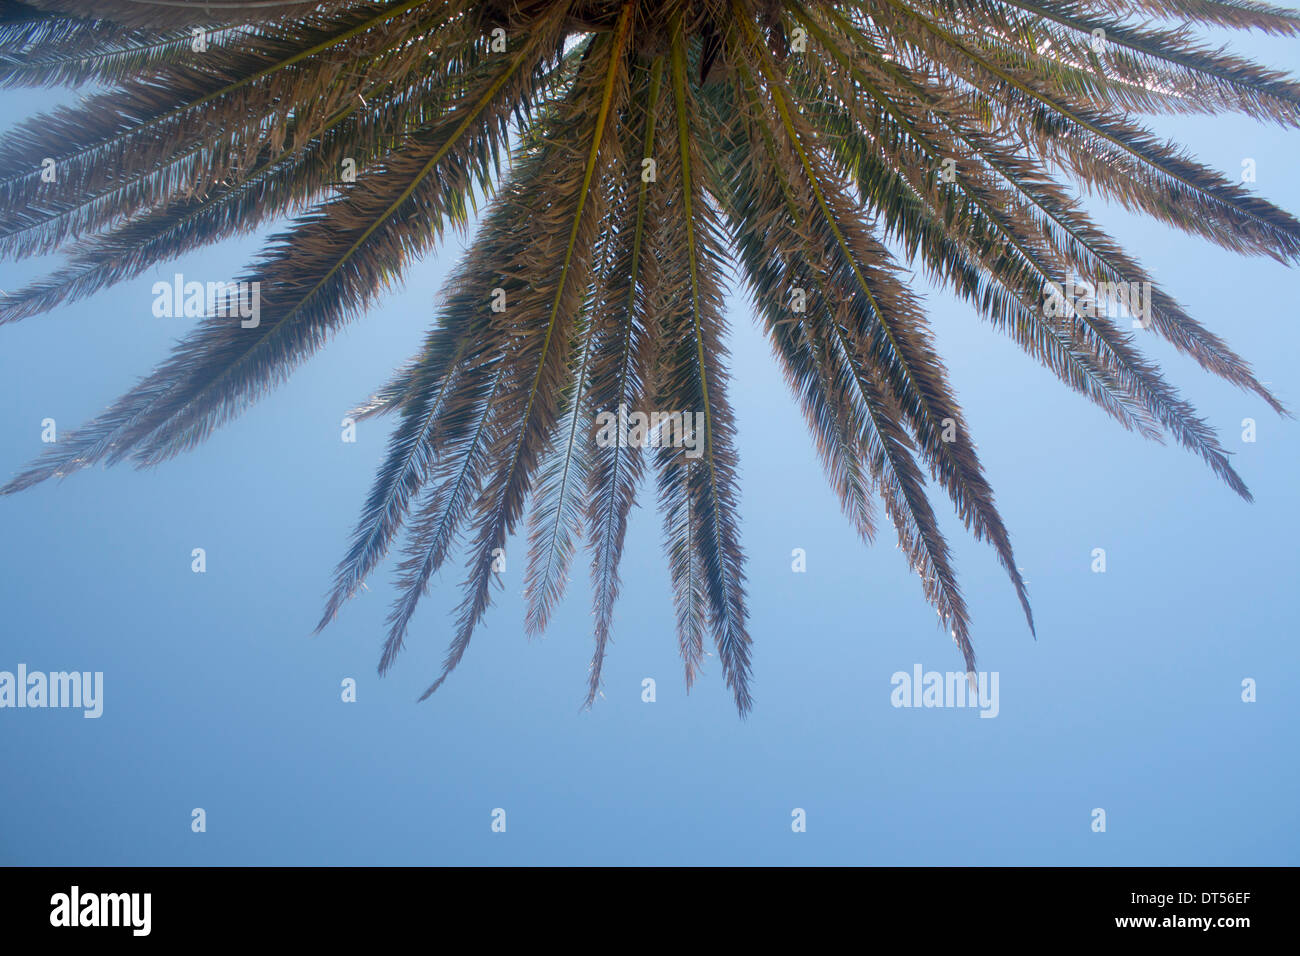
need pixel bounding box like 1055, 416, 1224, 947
417, 4, 634, 699
663, 20, 753, 713
583, 56, 663, 706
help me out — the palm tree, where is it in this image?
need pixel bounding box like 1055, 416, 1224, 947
1, 0, 1296, 713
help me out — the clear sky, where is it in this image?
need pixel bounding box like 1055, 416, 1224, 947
1, 27, 1296, 866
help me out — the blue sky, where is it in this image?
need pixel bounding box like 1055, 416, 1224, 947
0, 27, 1296, 865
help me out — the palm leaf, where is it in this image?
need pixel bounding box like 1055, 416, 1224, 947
3, 0, 1296, 713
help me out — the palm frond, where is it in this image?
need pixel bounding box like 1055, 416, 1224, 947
416, 4, 633, 699
658, 21, 753, 712
582, 56, 663, 706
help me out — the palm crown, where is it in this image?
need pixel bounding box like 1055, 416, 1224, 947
2, 0, 1297, 714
